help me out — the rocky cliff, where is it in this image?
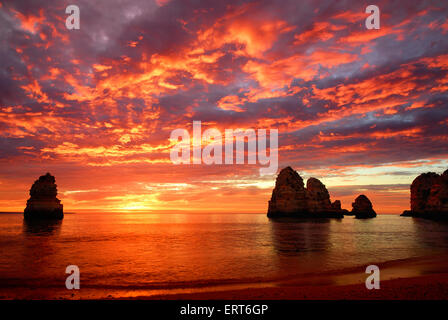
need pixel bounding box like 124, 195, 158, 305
24, 173, 63, 220
401, 169, 448, 219
267, 167, 346, 218
351, 194, 376, 218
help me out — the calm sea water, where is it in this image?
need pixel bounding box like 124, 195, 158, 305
1, 213, 448, 298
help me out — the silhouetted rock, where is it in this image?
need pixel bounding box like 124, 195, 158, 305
351, 194, 376, 219
24, 173, 63, 220
306, 178, 333, 213
411, 172, 440, 212
331, 200, 342, 211
332, 200, 351, 216
267, 167, 344, 218
401, 169, 448, 219
267, 167, 308, 216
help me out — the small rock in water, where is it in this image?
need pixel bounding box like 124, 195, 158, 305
24, 172, 63, 220
351, 194, 376, 219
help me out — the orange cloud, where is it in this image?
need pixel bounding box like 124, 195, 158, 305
294, 21, 345, 44
196, 4, 294, 58
12, 8, 45, 34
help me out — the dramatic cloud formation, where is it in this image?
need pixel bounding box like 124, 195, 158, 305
0, 0, 447, 213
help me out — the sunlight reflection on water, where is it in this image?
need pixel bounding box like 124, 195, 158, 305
1, 213, 448, 297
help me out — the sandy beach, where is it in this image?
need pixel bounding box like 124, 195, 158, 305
144, 255, 448, 300
4, 253, 447, 300
144, 274, 448, 300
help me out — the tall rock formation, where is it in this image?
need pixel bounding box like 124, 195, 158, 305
410, 172, 440, 212
306, 178, 333, 213
267, 167, 345, 218
24, 173, 63, 220
402, 169, 448, 219
267, 167, 308, 216
351, 194, 376, 219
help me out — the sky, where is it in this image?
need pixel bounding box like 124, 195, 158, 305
0, 0, 447, 213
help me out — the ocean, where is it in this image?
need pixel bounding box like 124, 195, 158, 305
1, 212, 448, 299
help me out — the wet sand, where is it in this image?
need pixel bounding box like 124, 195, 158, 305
142, 254, 448, 300
2, 254, 448, 300
145, 273, 448, 300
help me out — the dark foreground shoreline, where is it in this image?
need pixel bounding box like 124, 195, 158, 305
2, 254, 448, 300
147, 273, 448, 300
143, 254, 448, 300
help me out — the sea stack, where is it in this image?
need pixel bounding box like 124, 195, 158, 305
401, 169, 448, 219
24, 173, 63, 220
351, 195, 376, 219
267, 167, 346, 218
